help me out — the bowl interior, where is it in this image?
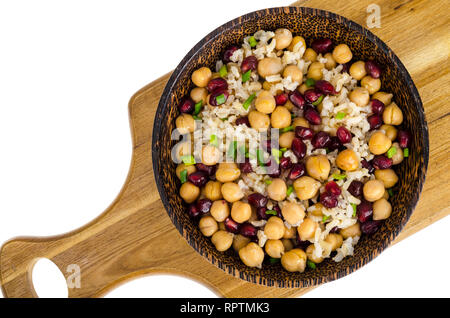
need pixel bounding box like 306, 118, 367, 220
152, 7, 428, 287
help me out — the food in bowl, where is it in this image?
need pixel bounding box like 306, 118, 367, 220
173, 29, 411, 272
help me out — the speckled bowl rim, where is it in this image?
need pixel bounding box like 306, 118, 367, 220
152, 6, 429, 288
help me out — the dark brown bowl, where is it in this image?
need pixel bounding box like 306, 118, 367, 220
152, 7, 428, 288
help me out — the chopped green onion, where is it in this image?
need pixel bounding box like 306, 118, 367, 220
387, 189, 394, 197
387, 146, 397, 158
242, 70, 252, 83
280, 147, 287, 153
227, 141, 238, 160
265, 179, 272, 185
180, 169, 188, 184
269, 257, 279, 264
271, 148, 282, 158
256, 149, 265, 166
282, 125, 294, 133
265, 210, 277, 216
332, 173, 347, 180
305, 78, 315, 87
193, 115, 201, 120
219, 65, 228, 78
351, 203, 357, 217
322, 215, 330, 223
215, 93, 226, 105
181, 155, 196, 166
210, 134, 218, 147
286, 185, 294, 196
403, 148, 409, 157
312, 95, 324, 106
243, 93, 256, 110
220, 117, 228, 121
307, 260, 316, 269
249, 36, 258, 48
194, 101, 202, 115
335, 112, 346, 120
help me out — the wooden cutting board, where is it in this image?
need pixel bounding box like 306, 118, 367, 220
1, 0, 449, 298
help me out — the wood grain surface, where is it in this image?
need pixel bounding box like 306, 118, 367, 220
1, 0, 449, 298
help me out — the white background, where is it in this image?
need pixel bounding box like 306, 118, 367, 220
0, 0, 448, 298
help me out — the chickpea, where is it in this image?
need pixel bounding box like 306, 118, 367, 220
292, 117, 309, 128
267, 178, 287, 201
211, 230, 233, 252
190, 87, 208, 104
283, 65, 303, 83
239, 242, 265, 268
293, 176, 321, 200
279, 131, 295, 148
270, 106, 292, 129
340, 222, 361, 239
264, 216, 285, 240
248, 110, 271, 131
282, 238, 294, 252
199, 215, 218, 237
231, 201, 252, 223
284, 99, 295, 111
257, 57, 283, 78
349, 61, 367, 80
255, 90, 276, 114
361, 75, 381, 95
274, 28, 293, 50
383, 102, 403, 125
233, 234, 251, 252
192, 67, 212, 88
262, 81, 282, 95
369, 131, 392, 155
332, 44, 353, 64
303, 48, 317, 62
174, 141, 192, 162
391, 142, 404, 165
306, 244, 324, 264
283, 226, 297, 239
281, 248, 307, 272
297, 218, 318, 241
180, 181, 200, 203
336, 149, 359, 172
210, 200, 230, 222
307, 62, 324, 81
373, 198, 392, 220
306, 155, 331, 181
176, 163, 196, 180
204, 181, 223, 201
215, 163, 241, 183
175, 113, 195, 134
281, 202, 305, 226
324, 53, 337, 70
383, 190, 390, 200
265, 239, 285, 258
372, 92, 393, 106
363, 179, 385, 202
288, 35, 306, 52
221, 182, 244, 203
375, 168, 399, 188
297, 83, 309, 94
381, 124, 398, 141
324, 233, 344, 251
349, 87, 370, 107
202, 144, 221, 166
309, 203, 325, 217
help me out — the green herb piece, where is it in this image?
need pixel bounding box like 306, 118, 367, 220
265, 179, 272, 185
180, 169, 188, 184
307, 260, 316, 269
243, 93, 256, 110
249, 36, 258, 48
386, 146, 397, 158
332, 173, 347, 180
312, 95, 324, 106
265, 210, 277, 216
193, 115, 201, 120
256, 149, 265, 166
215, 93, 226, 105
351, 203, 357, 217
305, 78, 315, 87
322, 215, 330, 223
227, 141, 238, 160
282, 125, 294, 133
181, 155, 196, 166
219, 65, 228, 77
194, 101, 203, 115
335, 112, 346, 120
286, 185, 294, 196
403, 148, 409, 157
242, 70, 252, 83
210, 134, 218, 147
269, 257, 279, 264
387, 189, 394, 197
220, 117, 228, 121
271, 148, 282, 158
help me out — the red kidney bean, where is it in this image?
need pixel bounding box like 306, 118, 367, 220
209, 89, 229, 106
187, 171, 208, 187
365, 60, 382, 79
320, 192, 338, 208
240, 222, 257, 238
295, 126, 315, 140
327, 136, 343, 151
336, 126, 352, 144
361, 220, 382, 235
304, 106, 322, 125
291, 138, 307, 159
280, 156, 293, 170
266, 157, 281, 178
311, 38, 333, 53
196, 199, 212, 214
368, 114, 383, 130
248, 193, 268, 208
315, 80, 337, 95
370, 99, 385, 115
196, 163, 217, 177
224, 217, 240, 233
347, 180, 364, 197
239, 160, 253, 173
288, 163, 306, 180
357, 200, 373, 223
295, 233, 310, 249
235, 116, 250, 127
397, 130, 411, 148
329, 226, 339, 233
275, 93, 288, 106
241, 55, 258, 73
361, 159, 375, 173
188, 204, 200, 218
223, 45, 239, 63
372, 155, 393, 169
341, 62, 351, 74
289, 90, 306, 109
272, 204, 282, 218
207, 77, 228, 93
304, 89, 322, 103
178, 97, 195, 113
256, 207, 268, 220
325, 181, 341, 196
311, 131, 331, 149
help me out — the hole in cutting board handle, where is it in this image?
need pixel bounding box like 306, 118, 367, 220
32, 258, 68, 298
